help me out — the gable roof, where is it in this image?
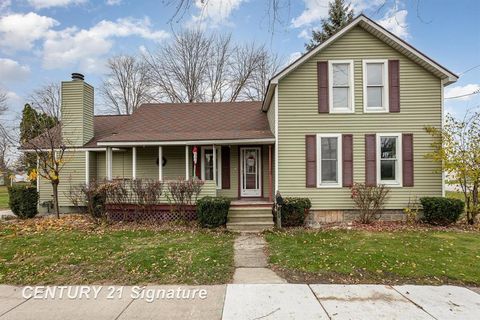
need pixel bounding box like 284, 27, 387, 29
262, 14, 458, 111
95, 101, 274, 146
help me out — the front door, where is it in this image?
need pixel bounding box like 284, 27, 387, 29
240, 147, 262, 197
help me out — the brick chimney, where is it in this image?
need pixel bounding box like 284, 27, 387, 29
61, 73, 94, 147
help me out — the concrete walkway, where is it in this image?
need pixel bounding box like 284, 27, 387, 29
0, 284, 478, 319
232, 234, 286, 284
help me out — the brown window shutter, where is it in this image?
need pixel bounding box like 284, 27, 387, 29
389, 60, 400, 112
342, 134, 353, 187
317, 61, 329, 113
402, 133, 414, 187
195, 147, 201, 179
306, 135, 317, 187
365, 134, 377, 186
221, 146, 230, 189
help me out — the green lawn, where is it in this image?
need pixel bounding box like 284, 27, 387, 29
0, 227, 235, 285
0, 186, 8, 209
266, 230, 480, 285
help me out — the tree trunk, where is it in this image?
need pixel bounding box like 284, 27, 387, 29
471, 183, 479, 225
52, 181, 60, 218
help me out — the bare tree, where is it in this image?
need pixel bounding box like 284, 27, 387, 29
101, 55, 153, 115
0, 133, 10, 172
144, 29, 212, 103
244, 50, 281, 101
23, 117, 65, 218
23, 85, 67, 218
30, 83, 61, 119
206, 33, 232, 102
143, 29, 281, 103
0, 88, 6, 115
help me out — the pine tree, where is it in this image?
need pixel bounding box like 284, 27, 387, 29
19, 103, 56, 172
305, 0, 354, 51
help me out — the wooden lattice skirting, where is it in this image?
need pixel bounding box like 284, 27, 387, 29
106, 204, 197, 222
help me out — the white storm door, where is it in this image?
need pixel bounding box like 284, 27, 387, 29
240, 147, 262, 197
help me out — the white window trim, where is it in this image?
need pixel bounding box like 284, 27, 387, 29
363, 59, 389, 113
316, 133, 343, 188
201, 146, 222, 189
328, 60, 355, 113
376, 133, 402, 187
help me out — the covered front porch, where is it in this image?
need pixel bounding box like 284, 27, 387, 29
86, 143, 275, 202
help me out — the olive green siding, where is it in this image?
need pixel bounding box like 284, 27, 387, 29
215, 145, 275, 199
266, 99, 275, 134
217, 146, 239, 198
277, 26, 442, 210
61, 80, 94, 147
83, 85, 94, 144
38, 151, 86, 207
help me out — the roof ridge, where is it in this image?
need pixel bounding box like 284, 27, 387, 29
140, 101, 262, 106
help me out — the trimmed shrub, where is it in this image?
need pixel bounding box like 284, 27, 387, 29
420, 197, 464, 226
197, 196, 231, 228
80, 180, 107, 221
281, 197, 311, 227
8, 185, 38, 219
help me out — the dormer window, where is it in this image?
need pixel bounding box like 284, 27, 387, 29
329, 60, 354, 113
363, 60, 389, 112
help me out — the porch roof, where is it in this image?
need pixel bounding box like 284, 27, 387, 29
92, 101, 274, 146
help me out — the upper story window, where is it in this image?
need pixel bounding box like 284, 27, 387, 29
316, 133, 342, 187
377, 133, 402, 186
329, 60, 354, 113
363, 60, 389, 113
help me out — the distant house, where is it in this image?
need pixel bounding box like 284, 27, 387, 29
23, 15, 458, 229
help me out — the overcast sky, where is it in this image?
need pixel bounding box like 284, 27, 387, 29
0, 0, 479, 122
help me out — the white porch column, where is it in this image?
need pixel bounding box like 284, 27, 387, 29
132, 147, 137, 180
158, 146, 163, 181
185, 145, 189, 180
85, 151, 90, 184
36, 155, 40, 192
212, 144, 217, 186
106, 147, 112, 180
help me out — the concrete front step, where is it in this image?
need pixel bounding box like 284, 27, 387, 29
227, 222, 274, 233
228, 215, 274, 224
227, 202, 274, 232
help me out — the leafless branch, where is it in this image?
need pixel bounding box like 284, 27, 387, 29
101, 55, 153, 115
30, 83, 61, 119
143, 29, 281, 103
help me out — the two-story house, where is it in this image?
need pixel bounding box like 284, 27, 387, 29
27, 15, 458, 230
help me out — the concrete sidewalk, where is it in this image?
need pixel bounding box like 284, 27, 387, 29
0, 284, 478, 319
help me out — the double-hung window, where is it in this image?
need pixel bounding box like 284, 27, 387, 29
363, 60, 389, 112
201, 146, 222, 189
377, 133, 402, 186
329, 60, 354, 113
316, 134, 342, 187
